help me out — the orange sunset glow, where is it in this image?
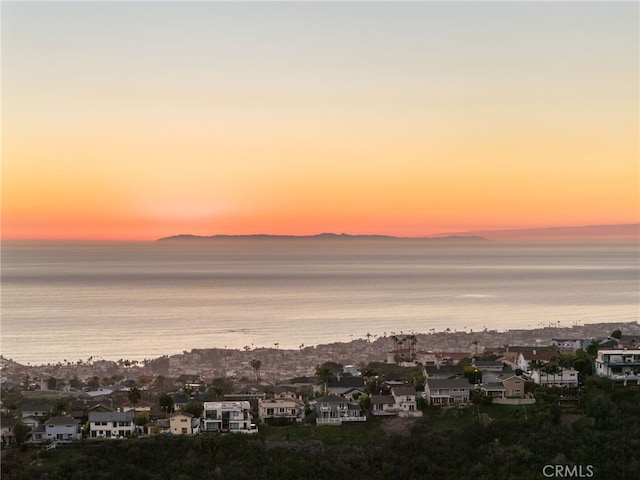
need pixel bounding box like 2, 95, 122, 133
2, 2, 638, 241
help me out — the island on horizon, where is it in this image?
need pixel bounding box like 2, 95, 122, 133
156, 223, 639, 243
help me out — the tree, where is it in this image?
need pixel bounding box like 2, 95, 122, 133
463, 367, 482, 385
409, 371, 426, 391
47, 377, 57, 391
359, 394, 372, 412
315, 362, 343, 384
88, 376, 100, 390
52, 398, 68, 416
249, 359, 262, 382
457, 357, 473, 369
407, 334, 418, 360
13, 422, 30, 446
611, 329, 622, 339
181, 402, 203, 418
206, 385, 224, 401
69, 376, 83, 389
128, 386, 142, 417
135, 414, 149, 427
586, 341, 598, 359
158, 393, 174, 414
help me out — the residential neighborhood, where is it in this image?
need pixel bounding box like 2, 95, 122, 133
1, 323, 639, 449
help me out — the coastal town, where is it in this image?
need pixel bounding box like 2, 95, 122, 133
1, 321, 639, 445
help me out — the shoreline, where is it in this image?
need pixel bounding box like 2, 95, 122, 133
2, 321, 638, 384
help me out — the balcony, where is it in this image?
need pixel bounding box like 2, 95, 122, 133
341, 416, 366, 422
316, 417, 342, 425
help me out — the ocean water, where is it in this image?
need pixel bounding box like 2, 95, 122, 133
1, 240, 638, 365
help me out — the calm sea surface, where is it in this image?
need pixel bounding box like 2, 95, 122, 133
1, 240, 638, 365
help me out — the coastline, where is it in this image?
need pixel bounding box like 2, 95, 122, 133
2, 321, 638, 384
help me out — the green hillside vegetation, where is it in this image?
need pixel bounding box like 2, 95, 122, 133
2, 380, 639, 480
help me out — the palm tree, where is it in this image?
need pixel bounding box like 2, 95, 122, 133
249, 359, 262, 382
128, 386, 142, 420
408, 334, 418, 360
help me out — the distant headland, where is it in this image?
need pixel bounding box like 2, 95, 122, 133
156, 224, 639, 243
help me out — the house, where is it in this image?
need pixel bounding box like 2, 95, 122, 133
122, 399, 154, 413
88, 411, 135, 439
551, 338, 582, 351
472, 360, 504, 372
501, 375, 526, 397
21, 415, 41, 431
517, 350, 558, 371
271, 386, 300, 399
202, 401, 257, 434
69, 399, 113, 422
415, 351, 438, 366
423, 365, 463, 380
587, 338, 620, 350
1, 417, 17, 445
594, 349, 640, 382
424, 378, 471, 405
171, 393, 189, 411
342, 365, 361, 377
433, 352, 469, 366
479, 382, 506, 398
391, 386, 422, 417
41, 416, 81, 442
530, 368, 579, 388
177, 374, 202, 391
370, 395, 397, 416
169, 412, 200, 435
386, 348, 413, 364
258, 397, 305, 425
29, 424, 46, 443
618, 335, 640, 349
488, 345, 536, 368
224, 393, 266, 414
479, 372, 527, 399
155, 418, 171, 435
314, 395, 366, 425
84, 388, 115, 400
326, 377, 366, 400
21, 402, 51, 420
482, 367, 515, 384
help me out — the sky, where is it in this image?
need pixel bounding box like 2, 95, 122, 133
2, 1, 639, 241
